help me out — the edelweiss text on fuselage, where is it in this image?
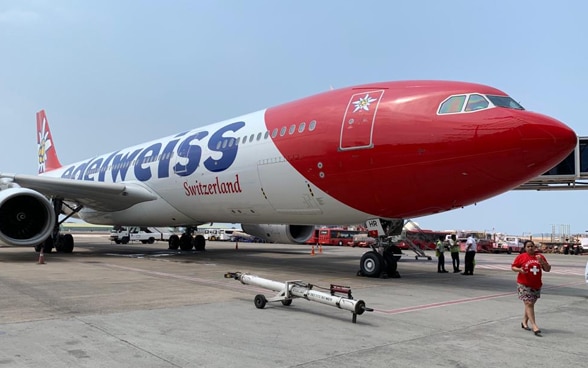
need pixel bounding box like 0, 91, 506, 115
59, 122, 246, 182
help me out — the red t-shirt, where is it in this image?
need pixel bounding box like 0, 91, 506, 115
511, 252, 547, 289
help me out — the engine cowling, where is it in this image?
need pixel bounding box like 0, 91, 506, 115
241, 224, 315, 244
0, 188, 55, 246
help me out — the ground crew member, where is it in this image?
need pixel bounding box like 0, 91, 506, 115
449, 234, 461, 273
436, 236, 448, 273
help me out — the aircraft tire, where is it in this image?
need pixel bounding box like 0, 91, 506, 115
387, 244, 402, 262
383, 247, 400, 278
55, 234, 74, 253
254, 294, 267, 309
168, 235, 179, 250
179, 234, 193, 251
193, 235, 206, 251
359, 251, 384, 278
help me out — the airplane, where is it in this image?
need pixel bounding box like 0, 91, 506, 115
0, 80, 577, 277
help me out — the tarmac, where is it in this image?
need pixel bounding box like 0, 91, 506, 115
1, 235, 587, 368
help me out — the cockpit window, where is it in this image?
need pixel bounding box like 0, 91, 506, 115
464, 94, 489, 112
486, 95, 525, 110
438, 92, 524, 115
439, 95, 466, 114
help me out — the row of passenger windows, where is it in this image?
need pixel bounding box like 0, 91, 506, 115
438, 93, 524, 115
86, 119, 317, 173
214, 120, 317, 149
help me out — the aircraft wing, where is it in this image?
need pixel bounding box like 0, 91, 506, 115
0, 173, 157, 212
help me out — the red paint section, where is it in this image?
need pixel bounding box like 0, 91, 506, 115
264, 81, 576, 219
36, 110, 62, 173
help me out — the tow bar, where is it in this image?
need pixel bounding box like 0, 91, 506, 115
224, 272, 373, 323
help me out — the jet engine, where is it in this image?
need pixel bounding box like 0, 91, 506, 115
0, 188, 55, 246
241, 224, 315, 244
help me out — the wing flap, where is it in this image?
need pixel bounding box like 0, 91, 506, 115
0, 173, 157, 212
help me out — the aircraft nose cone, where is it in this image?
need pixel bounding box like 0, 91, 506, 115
517, 112, 577, 172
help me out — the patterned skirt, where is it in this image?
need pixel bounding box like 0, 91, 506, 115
517, 283, 541, 303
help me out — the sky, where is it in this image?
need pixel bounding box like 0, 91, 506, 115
0, 0, 587, 237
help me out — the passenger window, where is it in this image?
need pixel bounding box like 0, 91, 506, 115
298, 122, 306, 133
264, 131, 269, 139
439, 95, 466, 114
309, 120, 317, 131
271, 128, 278, 138
256, 132, 262, 141
289, 124, 296, 135
465, 94, 489, 112
280, 127, 286, 136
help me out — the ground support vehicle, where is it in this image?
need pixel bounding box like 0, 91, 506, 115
109, 226, 176, 245
225, 272, 373, 323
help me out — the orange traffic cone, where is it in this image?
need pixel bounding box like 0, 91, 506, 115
235, 241, 239, 250
38, 249, 46, 265
311, 245, 315, 256
318, 244, 323, 254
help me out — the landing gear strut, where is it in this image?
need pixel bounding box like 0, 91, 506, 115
357, 218, 403, 278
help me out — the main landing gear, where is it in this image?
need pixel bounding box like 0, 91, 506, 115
168, 226, 206, 251
35, 199, 81, 253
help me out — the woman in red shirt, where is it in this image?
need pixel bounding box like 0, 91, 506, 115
511, 240, 551, 336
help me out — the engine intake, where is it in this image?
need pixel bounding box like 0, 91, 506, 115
241, 224, 315, 244
0, 188, 55, 246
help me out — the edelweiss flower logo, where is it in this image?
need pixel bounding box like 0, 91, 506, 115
38, 117, 53, 173
352, 94, 377, 112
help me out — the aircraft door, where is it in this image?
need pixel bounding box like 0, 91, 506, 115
339, 90, 385, 150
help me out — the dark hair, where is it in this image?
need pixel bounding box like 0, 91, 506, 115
524, 240, 535, 247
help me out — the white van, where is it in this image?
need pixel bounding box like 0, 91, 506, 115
503, 236, 524, 253
202, 228, 235, 241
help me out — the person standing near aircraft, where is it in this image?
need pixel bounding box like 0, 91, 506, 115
511, 240, 551, 336
436, 236, 448, 273
462, 234, 477, 275
449, 234, 461, 273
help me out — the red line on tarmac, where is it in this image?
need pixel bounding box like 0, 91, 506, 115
373, 280, 586, 315
373, 291, 515, 315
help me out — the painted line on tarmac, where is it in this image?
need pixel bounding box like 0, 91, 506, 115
373, 291, 515, 315
374, 280, 586, 315
98, 263, 269, 294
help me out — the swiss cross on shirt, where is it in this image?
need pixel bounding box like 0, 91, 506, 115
530, 265, 540, 275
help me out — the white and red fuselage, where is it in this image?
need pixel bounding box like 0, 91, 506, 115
32, 80, 575, 229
